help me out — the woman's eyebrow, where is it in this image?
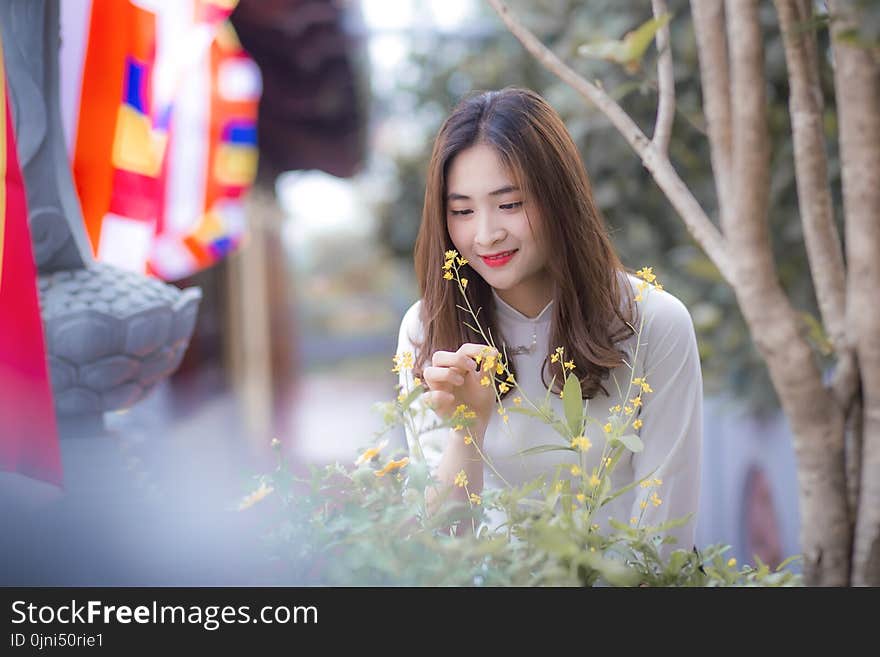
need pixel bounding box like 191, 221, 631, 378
446, 185, 520, 201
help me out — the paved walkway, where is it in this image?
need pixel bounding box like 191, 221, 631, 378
1, 367, 393, 586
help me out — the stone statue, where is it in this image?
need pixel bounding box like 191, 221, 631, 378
0, 0, 201, 434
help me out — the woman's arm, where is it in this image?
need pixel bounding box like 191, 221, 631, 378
395, 302, 494, 512
628, 291, 703, 555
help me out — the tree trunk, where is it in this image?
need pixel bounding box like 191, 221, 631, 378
829, 0, 880, 586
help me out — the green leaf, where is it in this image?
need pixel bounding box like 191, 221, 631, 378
644, 513, 694, 535
577, 13, 672, 70
563, 373, 584, 435
507, 406, 549, 420
581, 550, 641, 587
776, 554, 803, 572
602, 468, 657, 506
618, 433, 644, 453
599, 475, 611, 502
801, 311, 833, 356
515, 444, 576, 457
398, 385, 424, 411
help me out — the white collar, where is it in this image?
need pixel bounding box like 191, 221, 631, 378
491, 289, 554, 325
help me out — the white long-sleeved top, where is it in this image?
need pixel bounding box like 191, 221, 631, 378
396, 273, 703, 552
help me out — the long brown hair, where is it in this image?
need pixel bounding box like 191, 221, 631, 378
413, 87, 636, 399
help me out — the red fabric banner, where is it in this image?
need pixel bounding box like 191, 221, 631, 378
0, 41, 63, 487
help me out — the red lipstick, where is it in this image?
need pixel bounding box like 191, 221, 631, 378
480, 249, 517, 268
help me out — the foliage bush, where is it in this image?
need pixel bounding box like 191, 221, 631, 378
246, 260, 802, 587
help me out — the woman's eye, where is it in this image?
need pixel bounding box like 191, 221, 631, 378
449, 209, 472, 216
500, 201, 524, 210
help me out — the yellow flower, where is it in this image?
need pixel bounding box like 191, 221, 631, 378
571, 436, 592, 452
495, 362, 504, 375
591, 523, 599, 531
654, 478, 663, 486
480, 375, 491, 387
555, 346, 564, 355
589, 474, 601, 488
463, 434, 472, 445
443, 260, 453, 271
640, 500, 648, 510
727, 558, 737, 568
550, 353, 560, 363
624, 406, 633, 415
454, 470, 468, 488
391, 351, 414, 373
570, 465, 582, 476
397, 392, 406, 402
443, 271, 453, 280
453, 424, 463, 432
603, 457, 612, 468
631, 396, 643, 408
633, 419, 643, 430
513, 397, 522, 406
498, 382, 509, 394
639, 480, 652, 489
634, 293, 643, 302
603, 423, 612, 434
637, 280, 649, 293
502, 414, 510, 424
506, 374, 515, 383
559, 390, 564, 399
554, 481, 564, 492
563, 360, 575, 371
457, 257, 468, 266
413, 377, 422, 387
445, 249, 458, 259
576, 493, 586, 503
630, 517, 638, 525
654, 282, 664, 292
238, 481, 274, 510
461, 278, 469, 289
355, 439, 388, 466
650, 492, 662, 507
374, 457, 410, 477
469, 493, 481, 505
636, 266, 656, 283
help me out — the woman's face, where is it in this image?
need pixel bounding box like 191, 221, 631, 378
445, 143, 552, 316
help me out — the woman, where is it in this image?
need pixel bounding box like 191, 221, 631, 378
396, 87, 702, 551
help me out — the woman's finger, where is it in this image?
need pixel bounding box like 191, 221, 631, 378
424, 390, 455, 413
431, 350, 473, 375
423, 365, 465, 388
457, 343, 497, 360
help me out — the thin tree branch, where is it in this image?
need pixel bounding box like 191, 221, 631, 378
689, 0, 734, 218
484, 0, 732, 282
773, 0, 849, 359
651, 0, 674, 155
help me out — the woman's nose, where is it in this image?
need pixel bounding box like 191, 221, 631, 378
474, 211, 506, 247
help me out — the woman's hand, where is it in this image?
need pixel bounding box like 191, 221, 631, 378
422, 343, 498, 435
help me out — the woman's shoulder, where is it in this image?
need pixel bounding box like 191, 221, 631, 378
621, 272, 696, 345
397, 299, 425, 350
